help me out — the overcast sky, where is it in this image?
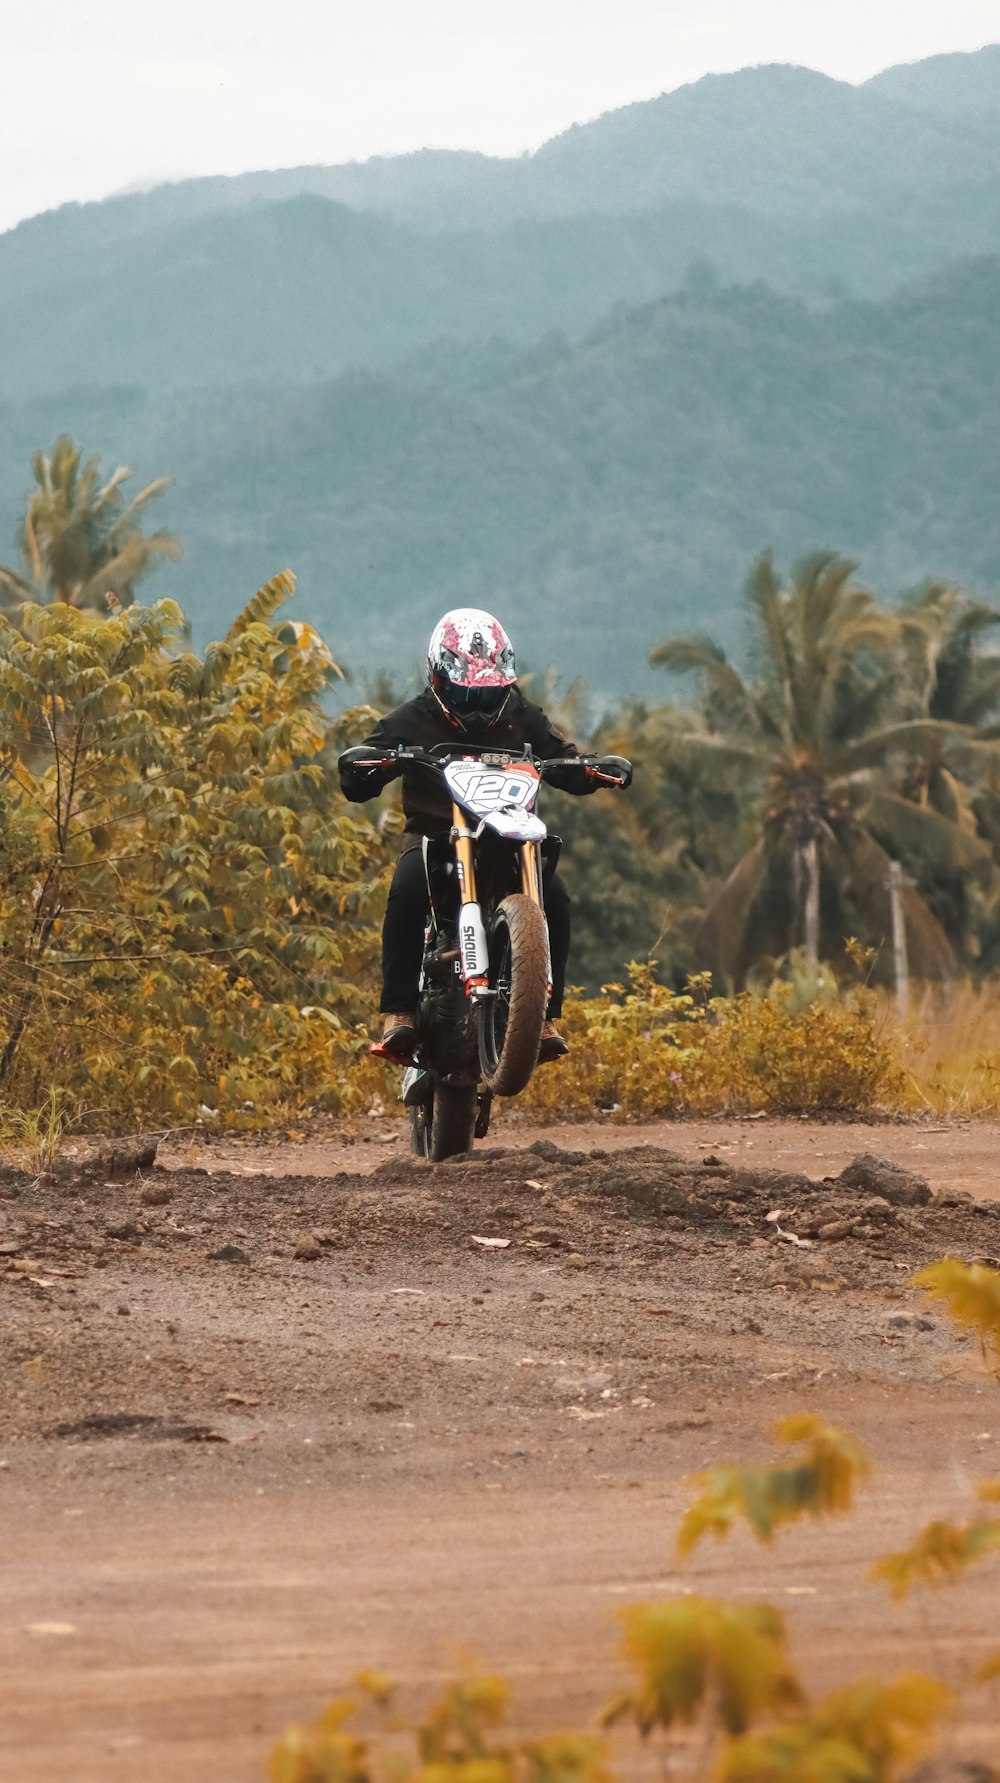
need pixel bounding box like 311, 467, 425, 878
3, 0, 997, 234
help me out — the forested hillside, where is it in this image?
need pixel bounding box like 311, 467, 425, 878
6, 183, 1000, 400
3, 255, 997, 690
2, 50, 999, 402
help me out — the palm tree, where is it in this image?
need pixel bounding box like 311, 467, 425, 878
650, 552, 993, 988
899, 585, 1000, 959
0, 436, 179, 613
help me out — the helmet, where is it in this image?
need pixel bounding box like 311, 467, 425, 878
427, 607, 517, 729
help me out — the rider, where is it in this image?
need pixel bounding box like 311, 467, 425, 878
338, 607, 602, 1065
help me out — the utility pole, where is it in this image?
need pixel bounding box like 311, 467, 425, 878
887, 859, 911, 1018
803, 837, 820, 964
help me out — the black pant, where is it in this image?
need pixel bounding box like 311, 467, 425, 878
381, 843, 570, 1018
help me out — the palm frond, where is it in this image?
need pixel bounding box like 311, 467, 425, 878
694, 839, 770, 989
671, 730, 774, 777
91, 466, 135, 511
0, 564, 34, 605
840, 719, 967, 774
867, 791, 992, 873
798, 551, 856, 658
650, 634, 773, 740
745, 551, 793, 716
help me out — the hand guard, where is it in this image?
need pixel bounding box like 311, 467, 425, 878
337, 743, 402, 802
587, 754, 633, 789
543, 753, 633, 793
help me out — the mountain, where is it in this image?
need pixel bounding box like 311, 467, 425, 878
524, 61, 998, 218
1, 52, 997, 387
7, 184, 1000, 402
866, 42, 1000, 121
2, 48, 1000, 399
3, 257, 997, 694
12, 50, 997, 237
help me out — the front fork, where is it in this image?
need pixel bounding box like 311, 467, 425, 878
452, 804, 551, 1002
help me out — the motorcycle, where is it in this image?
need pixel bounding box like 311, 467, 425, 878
341, 741, 632, 1159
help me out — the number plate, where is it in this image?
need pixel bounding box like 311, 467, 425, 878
443, 761, 540, 818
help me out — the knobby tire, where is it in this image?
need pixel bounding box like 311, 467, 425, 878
478, 893, 549, 1097
411, 1082, 477, 1161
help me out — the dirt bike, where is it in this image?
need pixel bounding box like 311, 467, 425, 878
342, 741, 632, 1160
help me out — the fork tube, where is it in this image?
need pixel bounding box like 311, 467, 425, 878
519, 842, 542, 905
452, 802, 478, 904
521, 841, 552, 994
452, 803, 490, 995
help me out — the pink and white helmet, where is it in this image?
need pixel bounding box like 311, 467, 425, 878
427, 607, 517, 727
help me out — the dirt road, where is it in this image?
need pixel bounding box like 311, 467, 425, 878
4, 1118, 1000, 1781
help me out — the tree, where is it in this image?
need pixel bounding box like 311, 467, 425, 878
0, 435, 180, 613
0, 574, 388, 1122
650, 552, 992, 988
897, 585, 1000, 957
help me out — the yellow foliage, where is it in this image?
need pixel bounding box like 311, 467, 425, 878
270, 1677, 613, 1783
890, 979, 1000, 1115
912, 1259, 1000, 1367
354, 1673, 396, 1712
416, 1677, 511, 1765
264, 1410, 1000, 1783
677, 1417, 871, 1555
976, 1649, 1000, 1685
269, 1695, 374, 1783
605, 1597, 801, 1737
519, 1734, 613, 1783
719, 1674, 950, 1783
0, 590, 390, 1128
870, 1505, 1000, 1600
523, 964, 901, 1120
0, 1086, 66, 1173
717, 1727, 874, 1782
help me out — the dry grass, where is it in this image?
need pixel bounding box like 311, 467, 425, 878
889, 981, 1000, 1114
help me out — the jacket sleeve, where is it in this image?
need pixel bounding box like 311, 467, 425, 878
531, 705, 599, 795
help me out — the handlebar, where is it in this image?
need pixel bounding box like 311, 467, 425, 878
340, 743, 632, 788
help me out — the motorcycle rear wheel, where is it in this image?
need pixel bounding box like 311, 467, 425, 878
410, 1081, 478, 1161
478, 893, 549, 1096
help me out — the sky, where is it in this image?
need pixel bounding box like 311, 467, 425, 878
3, 0, 998, 234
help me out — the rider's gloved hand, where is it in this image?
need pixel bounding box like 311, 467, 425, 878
338, 744, 403, 802
586, 755, 633, 789
543, 754, 633, 794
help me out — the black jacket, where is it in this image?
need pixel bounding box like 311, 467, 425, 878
339, 687, 591, 838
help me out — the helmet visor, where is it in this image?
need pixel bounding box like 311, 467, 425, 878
442, 681, 510, 720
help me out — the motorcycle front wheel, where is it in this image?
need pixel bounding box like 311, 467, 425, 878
410, 1081, 478, 1161
478, 893, 549, 1096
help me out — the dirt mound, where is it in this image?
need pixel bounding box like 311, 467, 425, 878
316, 1140, 995, 1278
1, 1141, 994, 1288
